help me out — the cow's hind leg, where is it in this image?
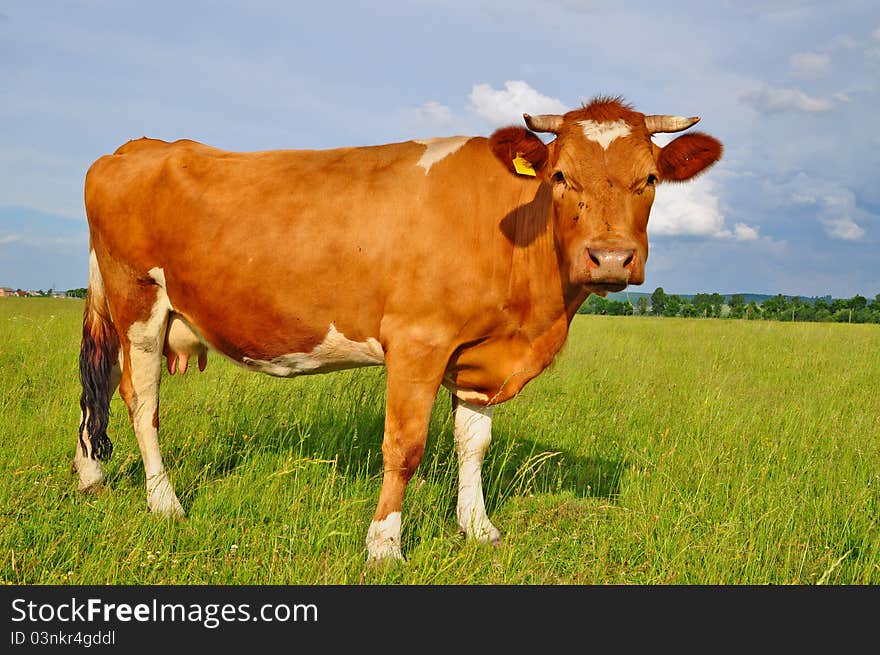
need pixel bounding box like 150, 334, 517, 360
452, 396, 501, 544
117, 289, 184, 519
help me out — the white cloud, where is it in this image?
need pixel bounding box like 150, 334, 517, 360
409, 101, 453, 127
873, 26, 880, 41
733, 223, 760, 240
789, 179, 867, 241
649, 177, 728, 238
468, 81, 567, 127
821, 216, 865, 240
740, 83, 835, 113
789, 52, 831, 76
0, 234, 22, 245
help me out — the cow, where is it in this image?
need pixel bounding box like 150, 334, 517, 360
75, 97, 722, 562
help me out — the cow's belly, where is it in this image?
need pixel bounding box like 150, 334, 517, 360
166, 315, 386, 378
239, 323, 385, 377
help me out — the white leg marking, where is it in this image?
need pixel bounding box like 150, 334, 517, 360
128, 288, 184, 519
577, 119, 632, 150
414, 136, 470, 173
454, 401, 501, 544
74, 408, 105, 492
366, 512, 404, 563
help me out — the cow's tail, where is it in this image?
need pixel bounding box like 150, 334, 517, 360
78, 250, 119, 462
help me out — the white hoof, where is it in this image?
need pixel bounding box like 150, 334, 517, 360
366, 512, 405, 564
146, 471, 185, 519
74, 454, 105, 493
459, 517, 503, 545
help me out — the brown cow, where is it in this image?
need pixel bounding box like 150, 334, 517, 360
75, 97, 721, 562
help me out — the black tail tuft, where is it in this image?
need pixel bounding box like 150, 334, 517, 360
78, 296, 118, 461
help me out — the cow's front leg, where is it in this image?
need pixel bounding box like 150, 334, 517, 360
366, 345, 445, 563
452, 395, 502, 544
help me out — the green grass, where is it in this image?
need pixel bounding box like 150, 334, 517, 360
1, 297, 878, 584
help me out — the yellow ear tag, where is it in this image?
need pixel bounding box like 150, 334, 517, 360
512, 155, 536, 176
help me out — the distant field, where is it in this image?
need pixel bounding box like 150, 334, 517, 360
1, 297, 878, 584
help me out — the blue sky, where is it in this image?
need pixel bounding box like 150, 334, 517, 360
1, 1, 878, 298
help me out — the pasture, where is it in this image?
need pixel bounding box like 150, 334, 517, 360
1, 297, 877, 584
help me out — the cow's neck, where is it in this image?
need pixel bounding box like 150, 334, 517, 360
504, 183, 574, 360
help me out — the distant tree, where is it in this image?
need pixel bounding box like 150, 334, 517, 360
745, 302, 761, 320
578, 294, 609, 315
728, 293, 746, 319
663, 294, 682, 317
849, 295, 867, 311
762, 294, 789, 320
637, 297, 649, 316
605, 300, 631, 316
66, 288, 87, 299
651, 287, 667, 316
679, 302, 699, 318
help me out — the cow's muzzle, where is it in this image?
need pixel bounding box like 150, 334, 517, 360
586, 248, 635, 288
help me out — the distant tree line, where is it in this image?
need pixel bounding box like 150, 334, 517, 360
578, 288, 880, 324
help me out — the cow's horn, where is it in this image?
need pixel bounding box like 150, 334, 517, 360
524, 113, 563, 134
645, 115, 701, 134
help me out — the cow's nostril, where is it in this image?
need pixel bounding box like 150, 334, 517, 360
588, 249, 602, 267
623, 251, 634, 269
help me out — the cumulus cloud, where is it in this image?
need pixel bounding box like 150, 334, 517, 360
468, 81, 567, 126
650, 178, 760, 242
821, 216, 865, 241
740, 83, 835, 113
789, 52, 831, 76
789, 179, 867, 241
409, 101, 453, 127
733, 223, 760, 240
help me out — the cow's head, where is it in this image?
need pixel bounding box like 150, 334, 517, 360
489, 97, 722, 293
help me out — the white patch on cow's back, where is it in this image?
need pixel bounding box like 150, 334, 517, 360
577, 119, 632, 150
415, 136, 470, 173
242, 323, 385, 377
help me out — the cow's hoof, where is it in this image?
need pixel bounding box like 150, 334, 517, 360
146, 473, 185, 520
365, 513, 404, 564
460, 522, 503, 546
366, 545, 406, 567
73, 457, 105, 494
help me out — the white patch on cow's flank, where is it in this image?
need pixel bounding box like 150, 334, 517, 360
578, 119, 632, 150
366, 512, 403, 562
454, 401, 501, 544
242, 323, 385, 377
415, 136, 470, 173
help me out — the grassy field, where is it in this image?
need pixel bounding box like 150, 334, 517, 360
1, 297, 878, 584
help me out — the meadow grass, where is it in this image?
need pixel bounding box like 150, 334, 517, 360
1, 297, 878, 584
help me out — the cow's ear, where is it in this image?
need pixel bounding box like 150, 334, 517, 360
489, 127, 549, 177
656, 132, 722, 182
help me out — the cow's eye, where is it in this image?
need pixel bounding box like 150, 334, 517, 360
646, 173, 658, 186
552, 171, 565, 184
